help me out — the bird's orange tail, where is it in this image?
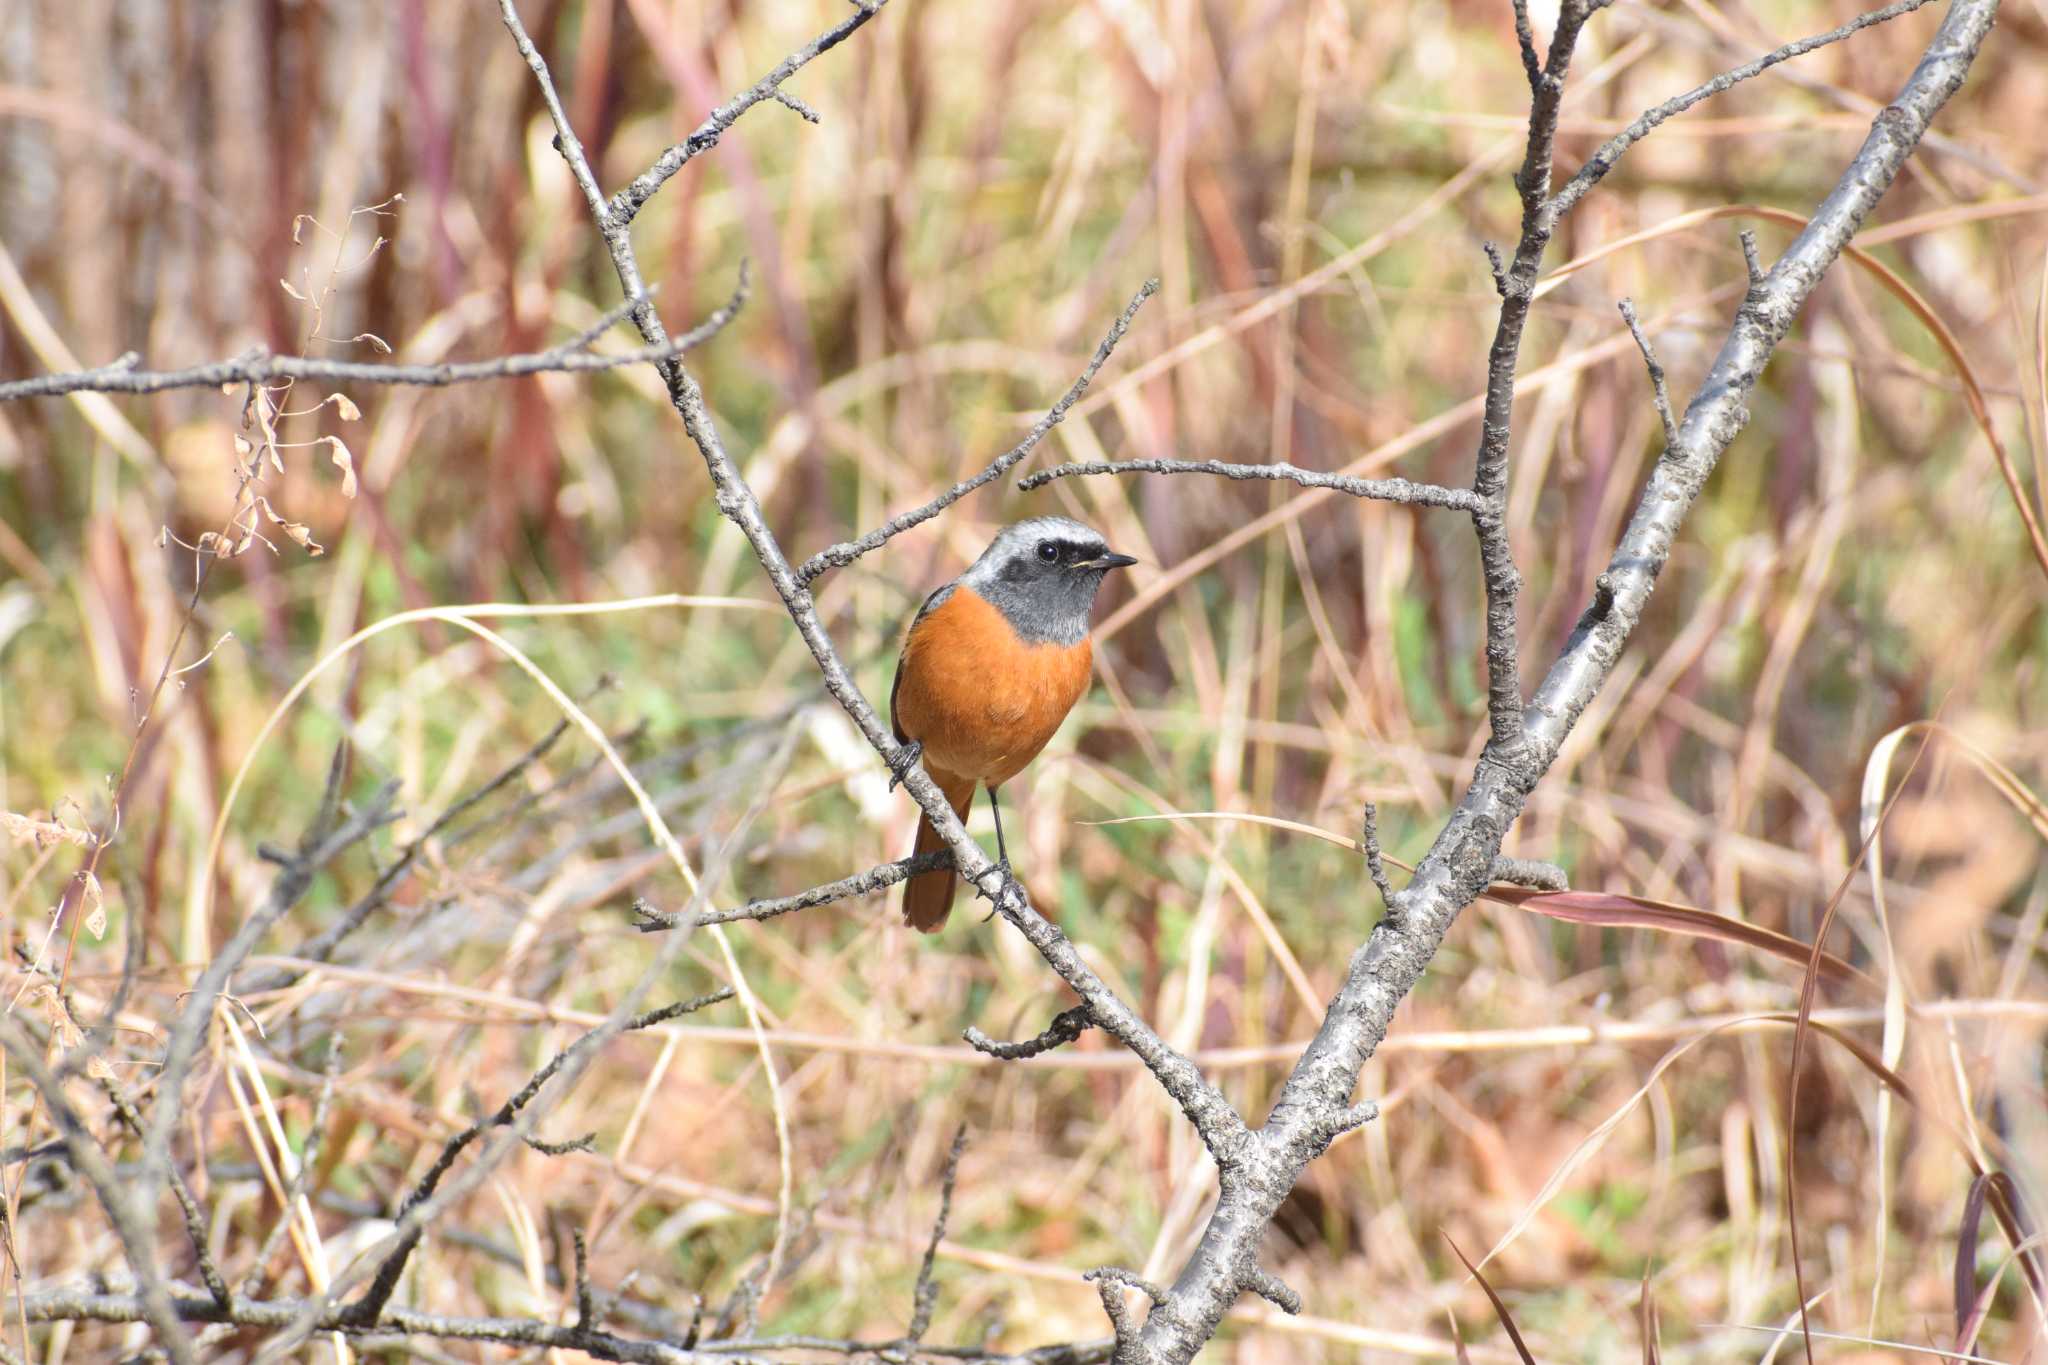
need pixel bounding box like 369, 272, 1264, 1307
903, 772, 975, 933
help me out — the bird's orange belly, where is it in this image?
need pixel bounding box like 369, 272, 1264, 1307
892, 587, 1093, 788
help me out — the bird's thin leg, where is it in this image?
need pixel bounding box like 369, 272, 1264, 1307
981, 786, 1020, 921
987, 786, 1012, 874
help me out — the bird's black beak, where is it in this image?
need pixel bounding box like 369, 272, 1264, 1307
1081, 551, 1138, 571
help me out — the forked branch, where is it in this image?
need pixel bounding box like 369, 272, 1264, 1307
495, 0, 1255, 1176
9, 2, 1988, 1362
1119, 3, 1996, 1360
796, 279, 1159, 586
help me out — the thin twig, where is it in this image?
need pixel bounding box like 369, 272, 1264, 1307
258, 705, 587, 988
1617, 299, 1679, 449
1082, 1268, 1165, 1354
1239, 1265, 1301, 1315
1017, 458, 1483, 512
100, 1083, 232, 1311
770, 89, 821, 124
1359, 804, 1397, 911
607, 2, 892, 228
499, 0, 610, 221
0, 285, 746, 404
139, 754, 400, 1229
1466, 0, 1606, 762
1510, 0, 1543, 90
573, 1231, 596, 1329
1489, 856, 1569, 892
1548, 0, 1942, 217
1740, 228, 1768, 289
632, 851, 952, 931
1482, 241, 1512, 299
796, 280, 1158, 586
1327, 1102, 1381, 1142
962, 1005, 1095, 1061
345, 988, 734, 1325
0, 1019, 200, 1364
906, 1126, 968, 1345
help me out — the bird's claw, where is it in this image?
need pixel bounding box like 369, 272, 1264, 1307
885, 739, 924, 792
979, 858, 1019, 922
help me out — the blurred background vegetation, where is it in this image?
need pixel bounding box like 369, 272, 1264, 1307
2, 0, 2045, 1358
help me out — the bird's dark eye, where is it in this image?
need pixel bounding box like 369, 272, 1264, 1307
1037, 541, 1059, 563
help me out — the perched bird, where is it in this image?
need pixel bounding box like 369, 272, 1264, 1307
888, 516, 1137, 931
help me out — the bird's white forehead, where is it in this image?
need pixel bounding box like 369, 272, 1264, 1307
985, 516, 1104, 556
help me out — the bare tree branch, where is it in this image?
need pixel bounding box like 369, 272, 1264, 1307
795, 280, 1158, 587
1488, 856, 1570, 892
345, 988, 734, 1325
139, 750, 399, 1231
483, 4, 2001, 1358
1548, 0, 1941, 218
0, 1019, 199, 1365
0, 280, 747, 403
1359, 803, 1397, 910
963, 1005, 1095, 1060
1083, 1268, 1165, 1354
10, 1281, 1116, 1363
632, 850, 952, 931
1617, 299, 1678, 449
1017, 459, 1483, 512
906, 1126, 968, 1346
99, 1083, 231, 1312
1122, 4, 1998, 1359
1239, 1265, 1300, 1316
1463, 0, 1608, 764
8, 1285, 738, 1364
20, 0, 1985, 1359
495, 0, 1256, 1176
606, 2, 891, 229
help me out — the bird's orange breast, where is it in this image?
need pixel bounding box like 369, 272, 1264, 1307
891, 586, 1093, 788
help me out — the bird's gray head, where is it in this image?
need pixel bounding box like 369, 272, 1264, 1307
959, 516, 1137, 645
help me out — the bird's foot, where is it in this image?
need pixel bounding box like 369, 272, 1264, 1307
885, 739, 924, 792
979, 857, 1019, 922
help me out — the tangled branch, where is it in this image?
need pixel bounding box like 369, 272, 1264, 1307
3, 1, 1995, 1362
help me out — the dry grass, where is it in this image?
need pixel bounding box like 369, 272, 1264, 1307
2, 0, 2046, 1359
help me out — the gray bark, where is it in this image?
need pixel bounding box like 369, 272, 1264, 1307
1129, 2, 1998, 1358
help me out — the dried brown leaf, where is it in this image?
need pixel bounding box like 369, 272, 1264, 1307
326, 435, 358, 497
255, 495, 324, 556
81, 871, 107, 940
2, 810, 93, 849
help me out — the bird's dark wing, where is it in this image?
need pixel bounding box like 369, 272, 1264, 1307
890, 580, 957, 743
